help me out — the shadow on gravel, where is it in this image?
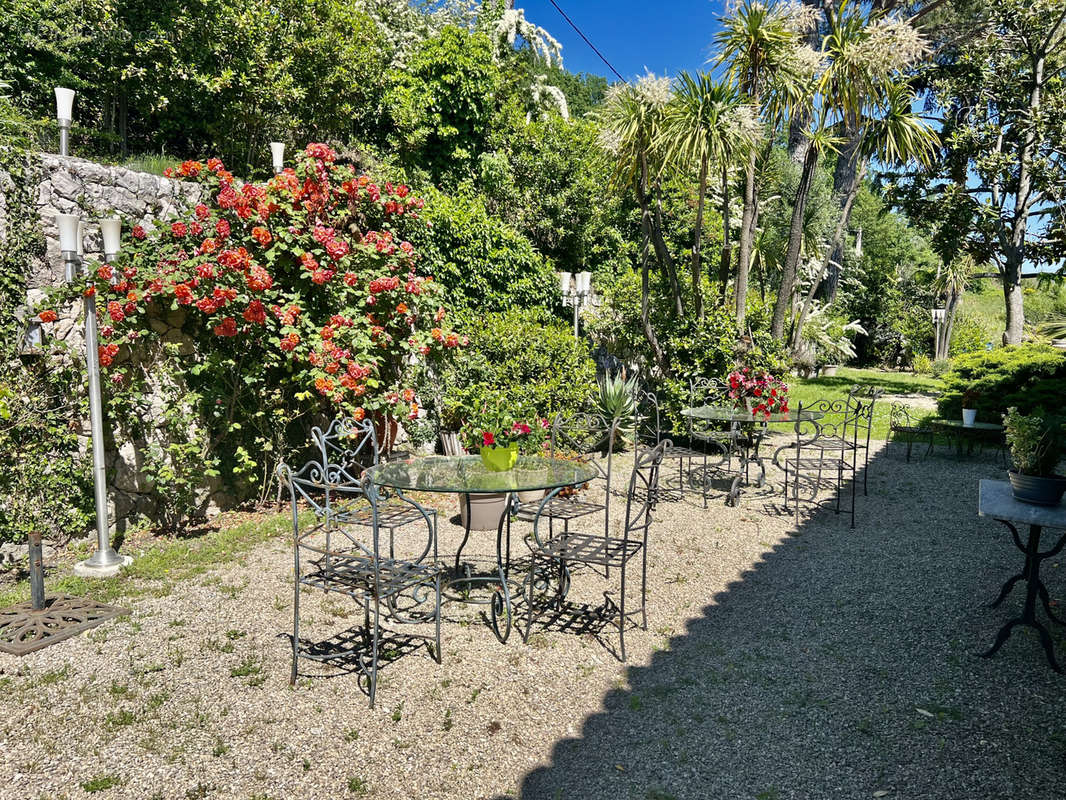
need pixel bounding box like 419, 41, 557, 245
497, 444, 1066, 800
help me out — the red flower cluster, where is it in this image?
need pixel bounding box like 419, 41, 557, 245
727, 368, 789, 418
86, 144, 462, 417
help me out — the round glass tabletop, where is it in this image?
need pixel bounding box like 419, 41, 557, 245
367, 455, 601, 494
681, 405, 824, 423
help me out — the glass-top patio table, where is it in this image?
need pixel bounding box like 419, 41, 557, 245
680, 406, 824, 506
367, 455, 599, 642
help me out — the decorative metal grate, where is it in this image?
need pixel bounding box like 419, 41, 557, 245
0, 594, 129, 656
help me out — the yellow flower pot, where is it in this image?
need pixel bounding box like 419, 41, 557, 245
480, 444, 518, 472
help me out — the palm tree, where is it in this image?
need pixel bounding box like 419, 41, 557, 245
715, 0, 814, 326
771, 122, 841, 340
659, 72, 758, 319
596, 75, 678, 372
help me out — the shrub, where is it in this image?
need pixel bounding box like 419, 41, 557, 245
406, 188, 557, 321
937, 344, 1066, 422
429, 309, 596, 440
948, 311, 991, 357
41, 145, 463, 524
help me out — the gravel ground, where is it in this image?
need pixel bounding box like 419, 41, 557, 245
2, 438, 1065, 800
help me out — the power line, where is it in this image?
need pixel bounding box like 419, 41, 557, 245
545, 0, 627, 83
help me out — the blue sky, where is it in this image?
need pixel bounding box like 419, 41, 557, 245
521, 1, 729, 81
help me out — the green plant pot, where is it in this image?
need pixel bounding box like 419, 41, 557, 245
480, 444, 518, 472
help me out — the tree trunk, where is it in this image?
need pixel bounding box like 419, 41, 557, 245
691, 155, 708, 320
718, 161, 732, 304
823, 125, 865, 302
771, 145, 820, 340
636, 154, 683, 317
639, 243, 671, 377
736, 151, 757, 326
1001, 51, 1044, 345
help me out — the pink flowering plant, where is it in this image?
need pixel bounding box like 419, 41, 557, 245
459, 391, 549, 454
726, 368, 789, 419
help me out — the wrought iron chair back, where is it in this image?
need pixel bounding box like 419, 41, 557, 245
687, 377, 730, 441
549, 411, 615, 480
310, 416, 380, 474
632, 387, 669, 447
620, 438, 668, 541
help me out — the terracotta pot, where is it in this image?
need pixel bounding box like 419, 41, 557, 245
458, 493, 510, 531
1008, 470, 1066, 506
371, 411, 399, 456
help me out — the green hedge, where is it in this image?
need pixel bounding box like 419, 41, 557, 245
937, 344, 1066, 422
428, 308, 597, 432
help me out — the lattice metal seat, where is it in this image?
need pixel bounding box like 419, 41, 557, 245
532, 532, 644, 568
514, 496, 604, 522
302, 546, 444, 600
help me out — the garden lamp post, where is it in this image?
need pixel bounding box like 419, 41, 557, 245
559, 270, 593, 337
270, 142, 285, 175
70, 214, 131, 576
931, 307, 947, 361
55, 87, 75, 157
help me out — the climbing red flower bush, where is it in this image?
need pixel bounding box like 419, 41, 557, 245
90, 144, 463, 422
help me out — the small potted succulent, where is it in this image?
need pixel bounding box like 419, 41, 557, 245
961, 386, 980, 427
1003, 407, 1066, 505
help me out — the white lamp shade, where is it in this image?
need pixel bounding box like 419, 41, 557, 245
270, 141, 285, 169
56, 213, 81, 252
76, 220, 85, 256
100, 217, 122, 256
558, 271, 572, 294
576, 271, 592, 293
55, 87, 75, 121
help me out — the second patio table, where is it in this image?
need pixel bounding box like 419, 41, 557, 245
367, 454, 599, 642
680, 406, 824, 505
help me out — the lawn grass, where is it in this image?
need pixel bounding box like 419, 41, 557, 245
0, 510, 299, 609
789, 367, 943, 440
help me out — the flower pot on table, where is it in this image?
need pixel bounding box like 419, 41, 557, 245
1007, 469, 1066, 506
962, 408, 977, 427
480, 444, 518, 472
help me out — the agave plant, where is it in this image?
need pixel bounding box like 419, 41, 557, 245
595, 371, 640, 449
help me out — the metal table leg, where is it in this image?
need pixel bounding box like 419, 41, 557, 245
982, 520, 1066, 672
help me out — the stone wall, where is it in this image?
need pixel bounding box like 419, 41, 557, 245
13, 153, 209, 531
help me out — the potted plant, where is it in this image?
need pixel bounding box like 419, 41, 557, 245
961, 386, 980, 427
456, 393, 545, 529
1003, 407, 1066, 505
726, 368, 790, 419
512, 420, 552, 504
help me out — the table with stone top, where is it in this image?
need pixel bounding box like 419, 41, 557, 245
978, 479, 1066, 672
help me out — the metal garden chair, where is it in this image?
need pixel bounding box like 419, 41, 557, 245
888, 402, 934, 462
278, 458, 442, 708
521, 439, 668, 661
774, 397, 874, 529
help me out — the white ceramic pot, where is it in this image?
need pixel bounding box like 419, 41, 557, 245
458, 493, 509, 531
962, 408, 977, 427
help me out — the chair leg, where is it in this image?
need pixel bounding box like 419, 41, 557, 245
523, 552, 536, 644
640, 545, 648, 631
862, 448, 869, 496
433, 573, 442, 664
368, 596, 380, 709
905, 436, 913, 462
618, 560, 627, 662
290, 566, 300, 686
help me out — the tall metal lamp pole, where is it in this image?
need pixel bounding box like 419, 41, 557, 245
73, 216, 131, 576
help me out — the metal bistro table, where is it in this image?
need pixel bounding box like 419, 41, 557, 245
680, 406, 824, 506
931, 418, 1005, 459
367, 455, 599, 643
978, 479, 1066, 672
